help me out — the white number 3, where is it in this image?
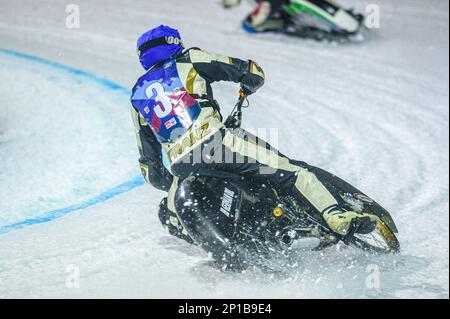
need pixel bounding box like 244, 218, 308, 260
145, 82, 173, 118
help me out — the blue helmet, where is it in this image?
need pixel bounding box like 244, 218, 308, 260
137, 25, 184, 70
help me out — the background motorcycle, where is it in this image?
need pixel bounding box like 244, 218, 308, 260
241, 0, 366, 41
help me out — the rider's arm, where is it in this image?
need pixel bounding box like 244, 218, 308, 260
131, 106, 173, 191
188, 49, 265, 95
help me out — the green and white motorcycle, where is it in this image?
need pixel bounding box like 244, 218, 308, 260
282, 0, 366, 40
239, 0, 366, 41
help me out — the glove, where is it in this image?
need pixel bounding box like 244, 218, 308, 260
240, 84, 253, 96
239, 60, 265, 96
222, 0, 241, 9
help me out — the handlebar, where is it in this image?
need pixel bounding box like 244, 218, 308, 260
224, 90, 248, 129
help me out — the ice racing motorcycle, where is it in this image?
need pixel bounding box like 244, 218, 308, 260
244, 0, 366, 42
175, 94, 400, 271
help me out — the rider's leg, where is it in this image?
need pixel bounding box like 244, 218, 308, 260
223, 129, 379, 235
171, 127, 378, 236
243, 0, 288, 32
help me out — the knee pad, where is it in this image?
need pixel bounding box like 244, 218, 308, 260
158, 197, 183, 231
249, 2, 272, 27
158, 197, 194, 244
158, 197, 176, 228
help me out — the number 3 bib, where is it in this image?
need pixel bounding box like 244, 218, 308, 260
131, 59, 202, 143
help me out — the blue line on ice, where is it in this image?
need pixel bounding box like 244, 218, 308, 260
0, 48, 145, 235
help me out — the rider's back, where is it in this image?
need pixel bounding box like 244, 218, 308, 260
131, 48, 265, 145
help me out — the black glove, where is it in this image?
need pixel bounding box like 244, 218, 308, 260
240, 84, 253, 96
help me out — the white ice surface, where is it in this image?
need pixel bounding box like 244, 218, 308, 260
0, 53, 138, 226
0, 0, 448, 298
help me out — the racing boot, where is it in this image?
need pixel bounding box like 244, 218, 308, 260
323, 205, 379, 236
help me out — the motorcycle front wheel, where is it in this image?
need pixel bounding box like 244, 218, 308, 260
348, 220, 400, 253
